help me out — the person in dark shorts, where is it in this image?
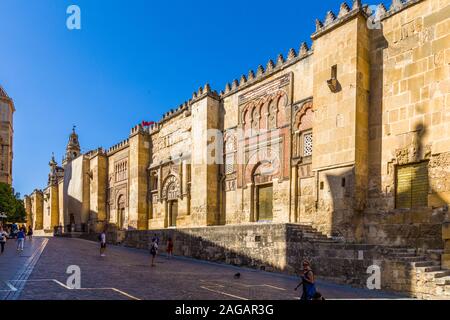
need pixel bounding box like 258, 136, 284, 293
295, 260, 317, 300
99, 231, 106, 257
150, 239, 158, 267
166, 237, 174, 259
27, 226, 33, 240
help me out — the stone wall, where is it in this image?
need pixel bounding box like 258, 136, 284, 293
121, 224, 395, 289
367, 0, 450, 211
363, 207, 448, 249
117, 223, 448, 297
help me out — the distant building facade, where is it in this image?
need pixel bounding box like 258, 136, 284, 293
26, 0, 449, 250
0, 86, 14, 185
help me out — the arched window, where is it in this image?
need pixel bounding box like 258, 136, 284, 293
224, 133, 236, 175
251, 107, 260, 135
293, 102, 313, 158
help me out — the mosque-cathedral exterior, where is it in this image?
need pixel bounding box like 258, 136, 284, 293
24, 0, 450, 275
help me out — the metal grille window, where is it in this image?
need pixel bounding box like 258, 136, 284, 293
225, 154, 235, 174
303, 132, 313, 157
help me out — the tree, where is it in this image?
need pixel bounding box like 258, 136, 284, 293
0, 183, 26, 222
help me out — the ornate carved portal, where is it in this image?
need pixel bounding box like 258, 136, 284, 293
162, 175, 180, 201
161, 175, 181, 227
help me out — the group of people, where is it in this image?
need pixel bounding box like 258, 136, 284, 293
148, 234, 174, 267
0, 223, 33, 254
97, 231, 174, 267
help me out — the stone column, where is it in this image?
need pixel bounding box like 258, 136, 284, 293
190, 89, 221, 226
128, 126, 150, 230
442, 221, 450, 269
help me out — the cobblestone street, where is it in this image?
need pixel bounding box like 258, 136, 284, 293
0, 237, 407, 300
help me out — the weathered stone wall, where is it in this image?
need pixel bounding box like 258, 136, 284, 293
24, 196, 32, 227
123, 224, 378, 287
128, 127, 150, 230
62, 156, 90, 231
89, 151, 108, 232
106, 145, 129, 228
43, 185, 59, 231
0, 90, 14, 185
31, 190, 44, 230
27, 1, 449, 257
148, 108, 192, 229
363, 207, 447, 249
368, 0, 450, 211
120, 223, 446, 297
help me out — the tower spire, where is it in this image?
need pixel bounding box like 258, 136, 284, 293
64, 126, 81, 163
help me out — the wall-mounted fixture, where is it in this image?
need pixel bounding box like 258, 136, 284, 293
327, 65, 340, 93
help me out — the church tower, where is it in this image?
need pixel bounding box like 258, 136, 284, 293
64, 126, 81, 164
0, 85, 14, 185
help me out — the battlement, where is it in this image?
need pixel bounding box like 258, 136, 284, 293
85, 147, 106, 159
379, 0, 424, 21
31, 189, 43, 195
159, 99, 191, 124
311, 0, 369, 39
220, 42, 312, 98
312, 0, 424, 39
106, 138, 129, 155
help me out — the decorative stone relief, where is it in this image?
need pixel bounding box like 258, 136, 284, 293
162, 175, 180, 200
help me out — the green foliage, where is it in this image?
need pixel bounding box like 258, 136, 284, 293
0, 183, 26, 222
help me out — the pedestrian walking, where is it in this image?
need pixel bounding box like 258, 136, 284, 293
152, 233, 160, 245
166, 237, 174, 259
150, 239, 158, 267
0, 227, 7, 254
294, 260, 317, 300
99, 230, 107, 257
16, 229, 25, 252
27, 226, 33, 240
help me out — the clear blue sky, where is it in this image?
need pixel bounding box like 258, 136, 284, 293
0, 0, 387, 197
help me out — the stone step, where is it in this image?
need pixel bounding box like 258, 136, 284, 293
396, 256, 428, 262
392, 252, 419, 257
311, 239, 340, 244
387, 248, 417, 254
435, 276, 450, 286
433, 270, 450, 278
415, 266, 442, 272
411, 261, 440, 268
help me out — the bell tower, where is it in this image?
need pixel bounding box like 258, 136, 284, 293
0, 85, 14, 185
64, 126, 81, 164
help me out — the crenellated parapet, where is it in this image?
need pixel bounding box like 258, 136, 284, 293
31, 189, 44, 196
311, 0, 369, 40
106, 138, 130, 155
378, 0, 423, 21
312, 0, 424, 40
221, 42, 312, 98
159, 99, 192, 124
85, 147, 106, 159
130, 124, 145, 137
190, 83, 220, 104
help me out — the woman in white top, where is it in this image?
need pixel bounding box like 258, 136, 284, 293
0, 227, 7, 254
